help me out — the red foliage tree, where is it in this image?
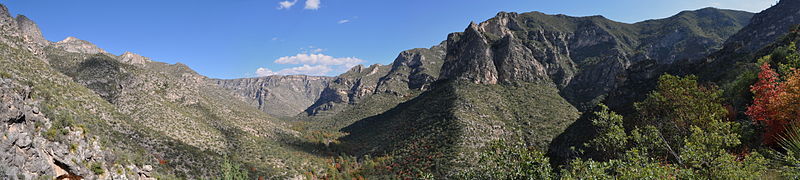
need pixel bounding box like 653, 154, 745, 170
746, 62, 785, 145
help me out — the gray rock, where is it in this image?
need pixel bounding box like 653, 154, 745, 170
14, 132, 31, 148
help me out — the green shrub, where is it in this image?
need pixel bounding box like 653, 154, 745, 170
459, 140, 553, 179
90, 162, 104, 175
0, 71, 11, 79
69, 143, 78, 152
219, 156, 249, 180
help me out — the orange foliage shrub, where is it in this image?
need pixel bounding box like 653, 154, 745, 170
747, 62, 800, 145
770, 70, 800, 125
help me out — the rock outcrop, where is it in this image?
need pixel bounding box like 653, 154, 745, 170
52, 36, 107, 55
117, 51, 151, 66
213, 75, 334, 117
14, 15, 47, 46
0, 78, 154, 180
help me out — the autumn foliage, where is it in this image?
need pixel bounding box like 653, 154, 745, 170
772, 70, 800, 124
747, 62, 800, 145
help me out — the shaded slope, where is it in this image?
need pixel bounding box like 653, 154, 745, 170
339, 80, 580, 177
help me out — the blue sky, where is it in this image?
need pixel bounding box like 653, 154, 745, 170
2, 0, 777, 79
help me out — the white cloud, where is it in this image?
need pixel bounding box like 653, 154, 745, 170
256, 67, 278, 76
304, 0, 321, 10
278, 0, 298, 9
256, 52, 365, 76
254, 45, 366, 77
338, 19, 350, 24
275, 53, 364, 67
255, 65, 333, 76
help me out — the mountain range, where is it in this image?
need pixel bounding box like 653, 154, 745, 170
1, 0, 799, 179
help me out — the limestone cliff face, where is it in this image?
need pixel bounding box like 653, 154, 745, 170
440, 23, 503, 84
213, 75, 334, 117
440, 18, 554, 85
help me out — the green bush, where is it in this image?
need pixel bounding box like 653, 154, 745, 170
219, 156, 249, 180
90, 162, 104, 175
459, 140, 553, 179
0, 71, 11, 79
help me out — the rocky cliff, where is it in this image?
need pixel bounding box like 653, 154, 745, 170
439, 8, 753, 109
213, 75, 334, 117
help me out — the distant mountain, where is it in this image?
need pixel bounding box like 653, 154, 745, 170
213, 75, 334, 117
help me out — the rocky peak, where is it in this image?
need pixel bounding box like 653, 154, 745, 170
118, 51, 151, 65
376, 42, 448, 94
725, 0, 800, 52
0, 5, 49, 60
440, 22, 500, 84
53, 36, 107, 54
477, 12, 522, 38
15, 15, 48, 46
441, 18, 555, 85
